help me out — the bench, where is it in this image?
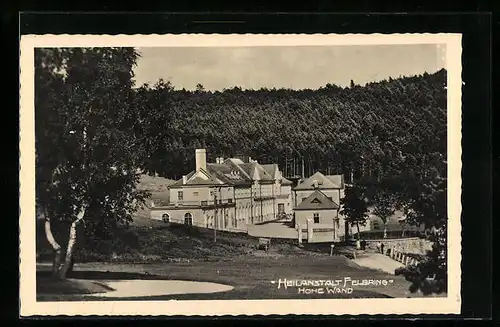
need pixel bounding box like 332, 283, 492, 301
258, 238, 271, 251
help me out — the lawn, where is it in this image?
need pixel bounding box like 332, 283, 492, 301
37, 246, 429, 301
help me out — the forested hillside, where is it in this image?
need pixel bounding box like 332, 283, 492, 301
134, 69, 448, 295
136, 69, 446, 185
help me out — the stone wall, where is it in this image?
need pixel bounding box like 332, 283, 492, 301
365, 237, 433, 255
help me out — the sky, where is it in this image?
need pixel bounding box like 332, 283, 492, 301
133, 44, 446, 91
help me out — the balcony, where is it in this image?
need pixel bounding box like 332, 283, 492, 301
158, 199, 236, 209
253, 195, 275, 201
199, 199, 235, 208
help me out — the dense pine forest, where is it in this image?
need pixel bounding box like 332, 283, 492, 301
136, 69, 447, 185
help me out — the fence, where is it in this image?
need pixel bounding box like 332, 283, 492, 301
353, 230, 424, 240
386, 247, 421, 266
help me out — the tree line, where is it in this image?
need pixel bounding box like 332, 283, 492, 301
136, 70, 446, 185
35, 47, 447, 295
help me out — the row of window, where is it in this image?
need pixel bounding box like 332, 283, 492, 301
177, 188, 281, 202
162, 211, 339, 228
162, 209, 279, 228
177, 191, 234, 204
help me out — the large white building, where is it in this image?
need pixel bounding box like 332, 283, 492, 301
150, 149, 293, 232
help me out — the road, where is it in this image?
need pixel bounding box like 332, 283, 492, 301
248, 222, 337, 243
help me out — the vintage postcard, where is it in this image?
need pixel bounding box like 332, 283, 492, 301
20, 33, 462, 316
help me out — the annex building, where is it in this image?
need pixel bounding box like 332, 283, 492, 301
292, 171, 347, 241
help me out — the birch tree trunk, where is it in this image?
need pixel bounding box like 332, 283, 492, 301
356, 222, 361, 241
44, 215, 62, 278
383, 222, 388, 239
58, 206, 87, 279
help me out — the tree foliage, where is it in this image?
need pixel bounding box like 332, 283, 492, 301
35, 47, 150, 278
339, 185, 369, 240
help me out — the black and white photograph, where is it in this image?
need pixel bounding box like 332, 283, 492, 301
19, 34, 462, 316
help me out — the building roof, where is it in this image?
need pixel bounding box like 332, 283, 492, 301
325, 175, 344, 188
293, 171, 344, 190
207, 163, 250, 186
261, 164, 278, 179
294, 189, 340, 211
237, 163, 255, 177
169, 169, 223, 188
170, 153, 287, 188
255, 163, 274, 181
227, 158, 245, 165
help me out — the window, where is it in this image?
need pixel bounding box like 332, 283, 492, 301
178, 191, 184, 201
372, 220, 380, 230
302, 197, 307, 203
228, 199, 233, 204
162, 213, 170, 223
327, 197, 333, 201
193, 191, 199, 197
184, 213, 193, 226
278, 203, 285, 213
201, 200, 208, 206
313, 213, 320, 224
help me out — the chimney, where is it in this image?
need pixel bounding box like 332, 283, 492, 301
248, 156, 252, 163
182, 175, 187, 184
196, 149, 207, 171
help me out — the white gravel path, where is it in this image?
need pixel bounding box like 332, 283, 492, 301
92, 280, 234, 298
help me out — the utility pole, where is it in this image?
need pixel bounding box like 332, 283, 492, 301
301, 157, 305, 178
213, 189, 217, 243
285, 154, 287, 177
